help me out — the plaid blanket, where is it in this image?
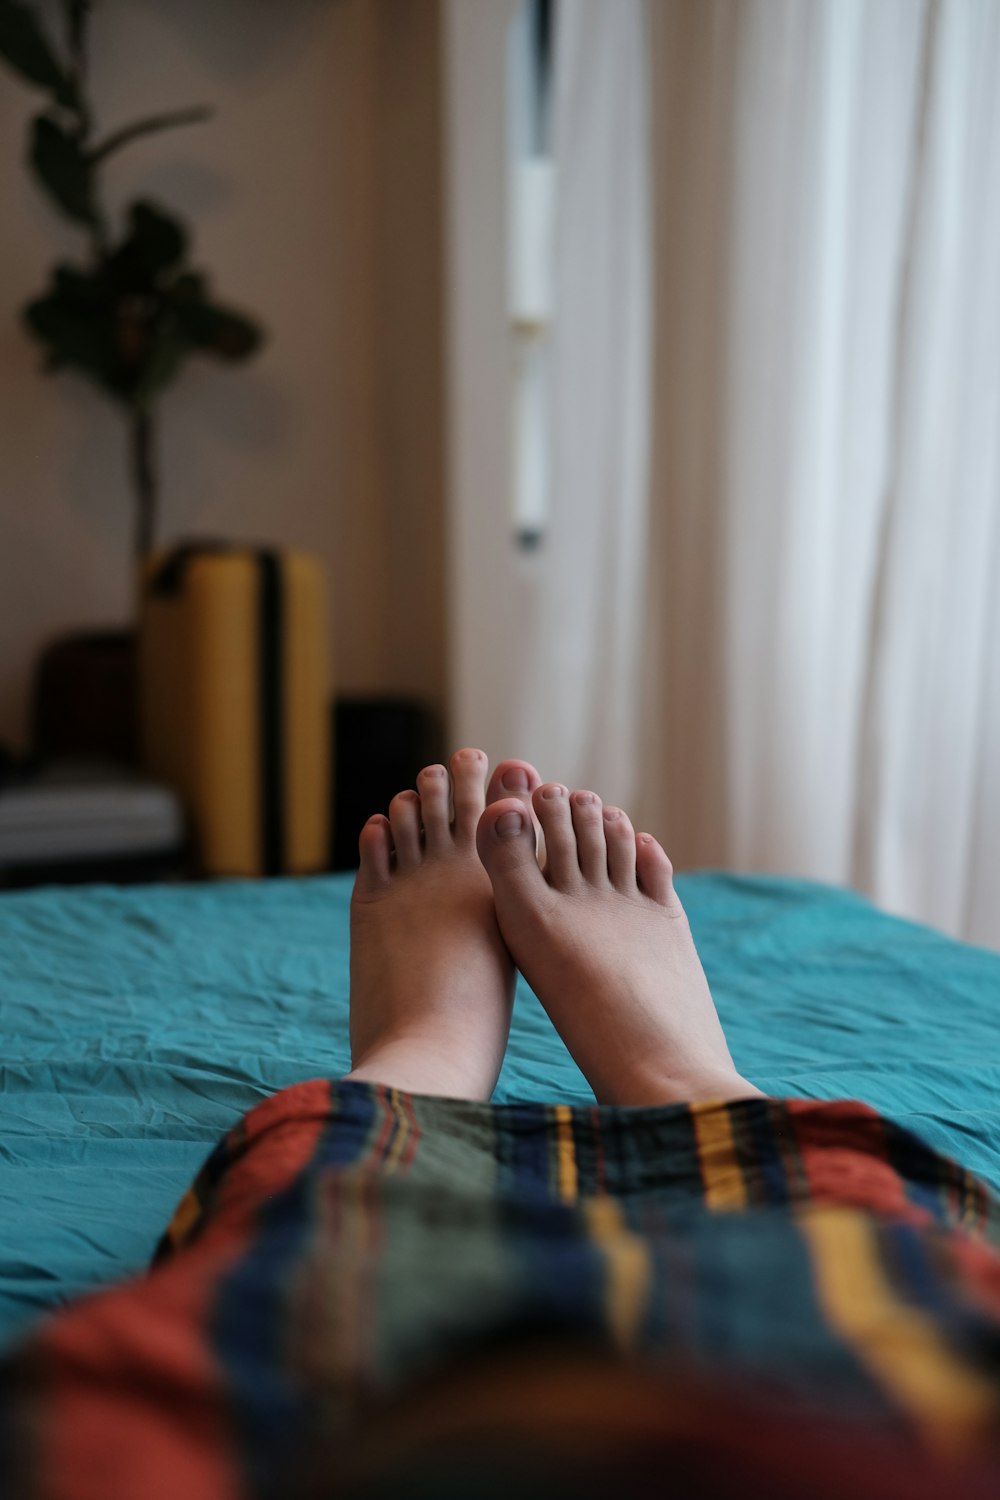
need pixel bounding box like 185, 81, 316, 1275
2, 1078, 1000, 1498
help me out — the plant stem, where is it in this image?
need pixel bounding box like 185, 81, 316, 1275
61, 0, 109, 255
91, 106, 214, 164
131, 405, 158, 565
68, 1, 90, 75
65, 0, 91, 133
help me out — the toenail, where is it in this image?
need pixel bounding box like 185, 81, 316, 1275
541, 784, 565, 800
457, 748, 485, 761
603, 806, 622, 822
495, 810, 525, 838
573, 791, 597, 805
397, 790, 419, 802
501, 767, 530, 791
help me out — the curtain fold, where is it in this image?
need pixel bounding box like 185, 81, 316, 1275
641, 0, 928, 881
854, 0, 1000, 944
636, 0, 1000, 947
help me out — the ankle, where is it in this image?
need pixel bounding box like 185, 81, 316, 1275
678, 1069, 765, 1105
601, 1064, 764, 1108
689, 1074, 767, 1110
347, 1036, 496, 1100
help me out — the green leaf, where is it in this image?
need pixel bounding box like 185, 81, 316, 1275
29, 114, 94, 224
0, 0, 77, 109
104, 203, 189, 301
173, 292, 263, 361
23, 268, 120, 396
120, 200, 188, 279
171, 272, 207, 304
134, 325, 191, 404
23, 241, 264, 410
51, 263, 104, 304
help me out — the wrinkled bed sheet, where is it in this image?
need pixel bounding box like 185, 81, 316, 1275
0, 871, 997, 1351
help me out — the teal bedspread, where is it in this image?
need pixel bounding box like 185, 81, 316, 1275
0, 871, 997, 1352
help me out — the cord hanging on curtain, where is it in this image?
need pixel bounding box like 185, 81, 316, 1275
507, 0, 558, 550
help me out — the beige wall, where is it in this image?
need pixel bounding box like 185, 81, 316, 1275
0, 0, 445, 754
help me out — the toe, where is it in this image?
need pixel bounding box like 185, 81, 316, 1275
416, 763, 451, 850
603, 805, 637, 890
635, 833, 675, 905
487, 760, 542, 856
532, 783, 579, 888
450, 747, 489, 842
486, 759, 542, 807
570, 790, 609, 886
354, 813, 392, 895
476, 799, 550, 904
388, 789, 423, 870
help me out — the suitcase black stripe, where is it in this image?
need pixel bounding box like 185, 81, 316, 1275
257, 552, 284, 878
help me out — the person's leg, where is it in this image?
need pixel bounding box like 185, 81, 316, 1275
477, 784, 763, 1106
348, 749, 541, 1100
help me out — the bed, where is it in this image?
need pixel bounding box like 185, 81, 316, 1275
1, 869, 998, 1355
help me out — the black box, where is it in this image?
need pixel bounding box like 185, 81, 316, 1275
332, 698, 438, 870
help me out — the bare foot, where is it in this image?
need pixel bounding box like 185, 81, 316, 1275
348, 750, 541, 1099
476, 785, 763, 1106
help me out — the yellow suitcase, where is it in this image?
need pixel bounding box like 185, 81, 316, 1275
139, 544, 330, 877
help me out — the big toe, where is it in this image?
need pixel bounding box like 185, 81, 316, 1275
476, 799, 548, 900
486, 759, 542, 811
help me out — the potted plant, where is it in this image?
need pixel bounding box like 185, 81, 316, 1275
0, 0, 265, 565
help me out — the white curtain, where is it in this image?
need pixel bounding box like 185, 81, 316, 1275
524, 0, 1000, 949
854, 0, 1000, 943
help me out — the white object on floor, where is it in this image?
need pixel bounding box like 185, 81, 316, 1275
0, 760, 185, 866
